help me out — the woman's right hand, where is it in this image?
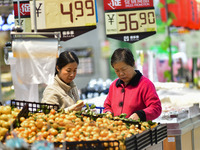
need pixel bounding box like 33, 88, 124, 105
129, 113, 139, 120
106, 111, 112, 114
65, 101, 85, 112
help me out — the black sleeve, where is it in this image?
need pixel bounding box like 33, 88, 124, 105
135, 110, 146, 121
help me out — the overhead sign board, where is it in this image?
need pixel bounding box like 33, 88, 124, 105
104, 0, 156, 43
30, 0, 97, 41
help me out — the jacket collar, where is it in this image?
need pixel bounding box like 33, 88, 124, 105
116, 70, 142, 87
55, 75, 76, 92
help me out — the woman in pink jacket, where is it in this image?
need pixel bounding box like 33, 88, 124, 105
103, 48, 162, 121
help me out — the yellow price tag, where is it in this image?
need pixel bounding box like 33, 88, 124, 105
31, 0, 96, 30
105, 9, 156, 35
45, 0, 96, 29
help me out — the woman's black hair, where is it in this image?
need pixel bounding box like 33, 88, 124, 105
55, 51, 79, 75
111, 48, 135, 67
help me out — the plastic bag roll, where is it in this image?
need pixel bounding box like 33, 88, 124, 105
12, 38, 58, 85
10, 64, 39, 102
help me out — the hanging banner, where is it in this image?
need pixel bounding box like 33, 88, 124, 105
160, 0, 200, 30
30, 0, 97, 41
187, 0, 194, 29
187, 0, 198, 30
197, 1, 200, 30
160, 0, 185, 27
104, 0, 157, 43
13, 0, 31, 32
179, 0, 189, 28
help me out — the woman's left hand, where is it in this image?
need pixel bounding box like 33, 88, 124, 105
129, 113, 139, 120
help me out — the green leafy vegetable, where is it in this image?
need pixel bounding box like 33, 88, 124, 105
119, 113, 127, 118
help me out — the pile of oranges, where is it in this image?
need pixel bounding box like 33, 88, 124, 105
6, 108, 157, 148
0, 106, 21, 141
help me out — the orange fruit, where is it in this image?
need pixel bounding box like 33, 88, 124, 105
36, 121, 44, 129
52, 123, 58, 129
41, 126, 48, 132
49, 128, 58, 136
20, 117, 26, 122
50, 109, 56, 115
42, 131, 49, 138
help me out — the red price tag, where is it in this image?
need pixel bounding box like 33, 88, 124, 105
13, 1, 30, 18
104, 0, 154, 11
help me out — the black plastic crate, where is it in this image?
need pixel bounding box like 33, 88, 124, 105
125, 134, 137, 150
54, 140, 120, 150
10, 100, 59, 128
10, 99, 60, 114
125, 129, 151, 150
151, 124, 167, 145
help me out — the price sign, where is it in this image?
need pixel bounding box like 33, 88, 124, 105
105, 9, 156, 34
104, 0, 157, 43
30, 0, 97, 41
31, 0, 96, 29
13, 0, 31, 32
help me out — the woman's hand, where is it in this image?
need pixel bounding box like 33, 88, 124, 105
106, 111, 112, 114
65, 101, 85, 112
129, 113, 139, 121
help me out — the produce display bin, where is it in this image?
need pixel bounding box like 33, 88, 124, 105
151, 124, 167, 145
125, 124, 167, 150
6, 100, 167, 150
9, 101, 120, 149
54, 140, 120, 150
125, 129, 151, 150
